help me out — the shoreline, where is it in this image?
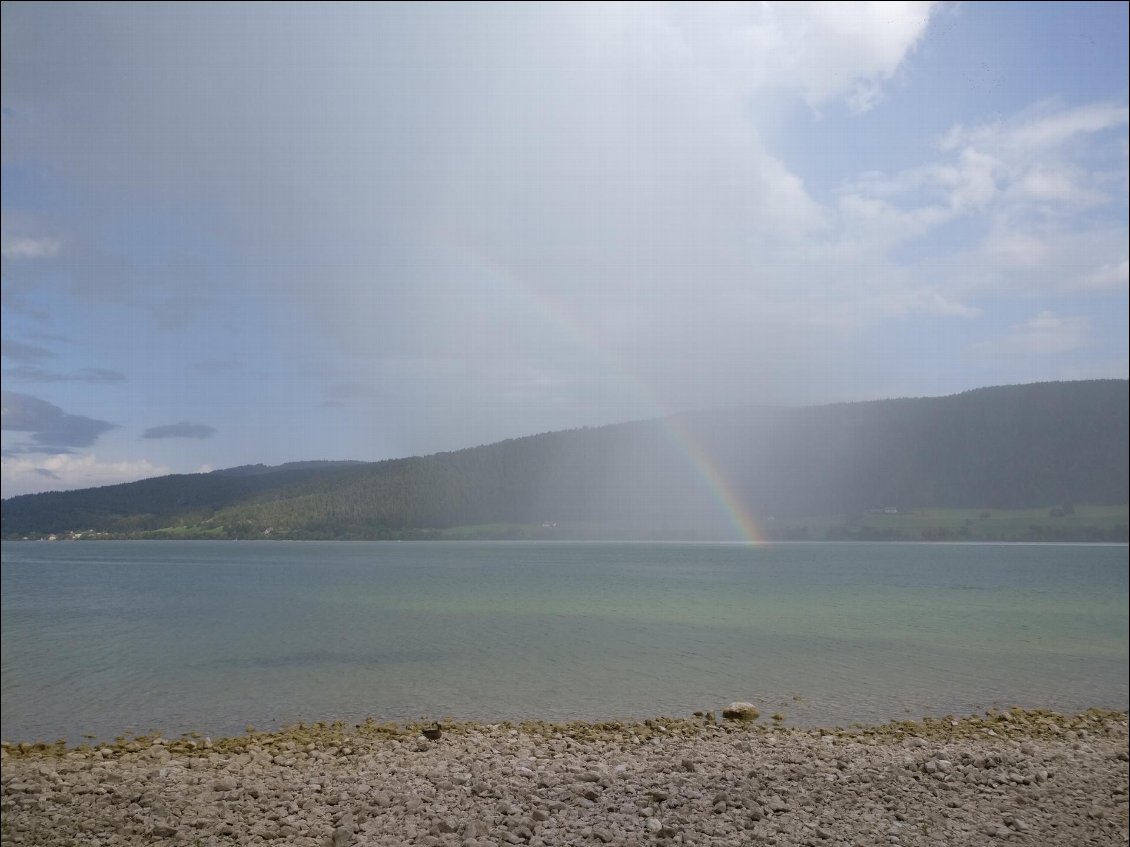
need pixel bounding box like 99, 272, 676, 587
7, 539, 1130, 546
5, 702, 1130, 755
3, 708, 1127, 845
3, 706, 1129, 757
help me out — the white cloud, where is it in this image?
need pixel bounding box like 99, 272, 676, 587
1, 453, 170, 498
941, 101, 1130, 155
933, 225, 1129, 299
974, 311, 1091, 357
1077, 258, 1129, 291
940, 101, 1128, 228
1, 235, 60, 259
945, 148, 1001, 212
846, 102, 1125, 229
897, 289, 981, 319
665, 1, 939, 112
836, 191, 952, 247
1018, 164, 1106, 206
835, 97, 1129, 316
983, 230, 1049, 269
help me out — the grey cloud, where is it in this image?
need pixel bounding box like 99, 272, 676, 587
3, 365, 127, 383
0, 5, 902, 379
1, 339, 55, 362
192, 358, 242, 373
2, 233, 215, 325
26, 3, 1121, 456
321, 382, 383, 408
142, 421, 217, 440
0, 390, 116, 451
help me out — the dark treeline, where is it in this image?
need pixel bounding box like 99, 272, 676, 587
3, 380, 1126, 540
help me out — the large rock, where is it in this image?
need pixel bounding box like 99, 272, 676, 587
722, 702, 760, 720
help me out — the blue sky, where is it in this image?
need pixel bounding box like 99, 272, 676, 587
2, 1, 1127, 497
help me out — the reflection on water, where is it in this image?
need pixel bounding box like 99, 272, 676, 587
2, 540, 1126, 743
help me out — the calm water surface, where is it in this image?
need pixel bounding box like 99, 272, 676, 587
2, 541, 1126, 743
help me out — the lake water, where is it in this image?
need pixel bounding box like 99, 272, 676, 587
1, 540, 1126, 744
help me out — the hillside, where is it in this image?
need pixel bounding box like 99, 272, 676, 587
2, 380, 1127, 541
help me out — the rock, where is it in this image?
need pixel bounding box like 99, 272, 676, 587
1, 709, 1126, 847
722, 702, 760, 721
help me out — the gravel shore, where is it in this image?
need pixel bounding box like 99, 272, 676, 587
2, 708, 1126, 846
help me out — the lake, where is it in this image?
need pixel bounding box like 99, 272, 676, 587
1, 540, 1126, 744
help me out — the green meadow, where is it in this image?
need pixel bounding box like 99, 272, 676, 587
803, 504, 1129, 542
411, 505, 1130, 543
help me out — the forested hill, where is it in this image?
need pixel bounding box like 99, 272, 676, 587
3, 380, 1127, 540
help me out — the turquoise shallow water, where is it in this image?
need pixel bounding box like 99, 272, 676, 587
1, 540, 1126, 743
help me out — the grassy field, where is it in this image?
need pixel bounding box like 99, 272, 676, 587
428, 505, 1129, 543
32, 504, 1127, 542
789, 504, 1128, 542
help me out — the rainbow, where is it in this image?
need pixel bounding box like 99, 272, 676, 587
464, 249, 764, 543
662, 414, 764, 543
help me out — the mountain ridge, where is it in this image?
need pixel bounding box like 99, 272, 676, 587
3, 380, 1126, 541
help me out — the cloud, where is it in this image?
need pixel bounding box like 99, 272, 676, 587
938, 100, 1128, 226
192, 358, 242, 373
1018, 164, 1107, 207
941, 101, 1130, 156
1078, 258, 1129, 291
843, 102, 1126, 228
836, 98, 1129, 313
321, 382, 384, 409
1, 338, 126, 385
1, 2, 1123, 461
665, 2, 938, 113
0, 390, 116, 451
973, 311, 1091, 356
141, 421, 217, 440
1, 339, 55, 362
2, 365, 126, 383
0, 235, 60, 259
0, 453, 170, 498
0, 3, 936, 406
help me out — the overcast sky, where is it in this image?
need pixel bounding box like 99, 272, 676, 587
2, 1, 1127, 497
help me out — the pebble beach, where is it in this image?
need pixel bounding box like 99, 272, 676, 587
2, 708, 1127, 846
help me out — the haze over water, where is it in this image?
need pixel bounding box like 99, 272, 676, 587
2, 540, 1126, 744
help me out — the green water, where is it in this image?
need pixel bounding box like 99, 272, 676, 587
1, 540, 1126, 743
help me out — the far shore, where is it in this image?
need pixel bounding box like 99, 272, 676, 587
6, 502, 1129, 544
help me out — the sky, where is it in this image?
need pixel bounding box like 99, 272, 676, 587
2, 1, 1127, 498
